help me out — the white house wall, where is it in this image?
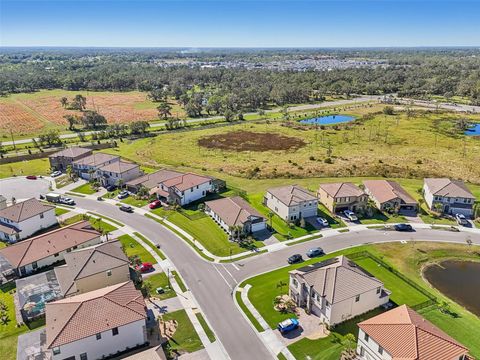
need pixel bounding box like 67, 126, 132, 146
356, 329, 392, 360
0, 208, 57, 242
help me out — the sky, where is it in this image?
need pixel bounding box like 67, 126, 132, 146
1, 0, 479, 48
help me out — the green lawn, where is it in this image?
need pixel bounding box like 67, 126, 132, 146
235, 291, 263, 332
54, 207, 70, 216
288, 335, 344, 360
143, 272, 176, 300
134, 232, 166, 260
419, 213, 456, 225
161, 310, 203, 355
0, 158, 50, 178
171, 271, 187, 293
195, 312, 216, 343
118, 234, 157, 264
122, 196, 150, 208
358, 210, 406, 225
71, 182, 97, 195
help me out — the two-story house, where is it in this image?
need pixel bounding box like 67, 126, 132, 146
72, 152, 120, 180
423, 178, 475, 217
125, 169, 183, 193
363, 180, 418, 214
96, 160, 143, 187
46, 281, 147, 360
264, 185, 318, 222
0, 198, 56, 242
49, 146, 92, 172
155, 172, 214, 206
317, 182, 368, 213
289, 256, 390, 326
357, 305, 470, 360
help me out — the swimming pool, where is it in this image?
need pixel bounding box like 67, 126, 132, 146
464, 123, 480, 136
299, 114, 355, 125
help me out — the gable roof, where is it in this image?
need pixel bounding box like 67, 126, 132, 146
358, 305, 469, 360
0, 198, 54, 223
98, 160, 139, 174
0, 221, 101, 268
125, 169, 184, 189
290, 256, 384, 304
319, 182, 365, 198
72, 152, 119, 167
205, 196, 265, 227
363, 180, 417, 205
46, 281, 146, 348
424, 178, 475, 199
55, 240, 129, 297
267, 185, 317, 206
161, 173, 211, 192
49, 147, 92, 159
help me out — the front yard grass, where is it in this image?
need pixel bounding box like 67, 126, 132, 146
54, 175, 73, 188
134, 232, 166, 260
71, 182, 97, 195
122, 196, 150, 208
54, 207, 70, 216
171, 270, 187, 293
161, 310, 203, 355
143, 272, 176, 300
118, 234, 157, 264
195, 312, 216, 343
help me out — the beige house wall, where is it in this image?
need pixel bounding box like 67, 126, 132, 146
73, 264, 130, 296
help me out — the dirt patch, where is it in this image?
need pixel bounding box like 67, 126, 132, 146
198, 131, 306, 152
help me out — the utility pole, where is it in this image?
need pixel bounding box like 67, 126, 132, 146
10, 129, 16, 153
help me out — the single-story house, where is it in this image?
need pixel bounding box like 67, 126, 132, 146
54, 240, 130, 297
72, 152, 120, 180
205, 196, 266, 235
96, 160, 143, 187
363, 180, 418, 214
49, 147, 93, 172
423, 178, 476, 217
264, 185, 318, 222
289, 256, 390, 326
125, 169, 183, 193
357, 305, 470, 360
317, 182, 368, 213
154, 172, 214, 206
0, 220, 102, 277
46, 281, 147, 360
0, 198, 57, 243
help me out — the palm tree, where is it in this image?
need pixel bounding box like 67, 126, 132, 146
433, 202, 443, 215
157, 101, 172, 120
342, 333, 356, 357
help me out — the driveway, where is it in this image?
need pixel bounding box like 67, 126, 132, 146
0, 177, 51, 200
17, 328, 49, 360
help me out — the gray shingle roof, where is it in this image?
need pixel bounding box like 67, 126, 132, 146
0, 198, 54, 223
267, 185, 316, 206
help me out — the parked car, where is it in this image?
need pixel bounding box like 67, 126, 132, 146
316, 217, 329, 227
50, 171, 62, 177
105, 185, 117, 192
343, 210, 358, 221
119, 205, 133, 213
136, 262, 154, 273
26, 175, 37, 180
455, 214, 469, 226
277, 318, 299, 334
394, 223, 413, 232
288, 254, 303, 264
306, 247, 324, 258
117, 190, 129, 199
149, 200, 162, 209
60, 197, 75, 206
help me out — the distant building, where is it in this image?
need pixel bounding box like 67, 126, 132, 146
289, 256, 390, 326
317, 182, 368, 213
96, 160, 143, 187
72, 152, 120, 180
49, 147, 92, 172
264, 185, 317, 222
357, 305, 470, 360
423, 178, 475, 217
363, 180, 418, 214
0, 198, 56, 242
125, 169, 183, 193
154, 172, 214, 206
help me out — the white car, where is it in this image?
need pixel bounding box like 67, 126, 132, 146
316, 217, 329, 227
50, 171, 62, 177
455, 214, 468, 226
60, 197, 75, 205
343, 210, 358, 221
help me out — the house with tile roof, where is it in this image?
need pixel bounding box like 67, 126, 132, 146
317, 182, 368, 213
363, 180, 418, 214
423, 178, 476, 217
125, 169, 183, 193
357, 304, 470, 360
289, 256, 390, 326
0, 198, 57, 243
46, 281, 147, 360
96, 160, 143, 187
205, 196, 267, 235
155, 172, 214, 206
49, 146, 93, 171
0, 220, 102, 276
54, 240, 130, 297
264, 185, 318, 222
72, 152, 120, 180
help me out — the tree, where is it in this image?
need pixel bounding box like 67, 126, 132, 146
66, 165, 76, 181
64, 114, 79, 130
38, 130, 61, 147
433, 202, 444, 215
268, 211, 274, 229
60, 97, 68, 108
148, 88, 167, 102
80, 110, 107, 129
157, 101, 172, 120
383, 106, 394, 115
130, 121, 150, 135
223, 109, 235, 122
72, 94, 87, 111
342, 333, 356, 356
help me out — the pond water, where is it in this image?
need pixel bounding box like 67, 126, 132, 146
464, 123, 480, 136
423, 260, 480, 317
299, 114, 355, 125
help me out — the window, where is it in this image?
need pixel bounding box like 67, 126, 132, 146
376, 287, 381, 294
112, 327, 119, 336
355, 295, 360, 302
52, 347, 60, 355
80, 353, 88, 360
32, 262, 38, 270
40, 213, 44, 219
364, 333, 369, 342
360, 347, 365, 356
292, 279, 298, 287
378, 346, 384, 355
106, 270, 112, 277
191, 188, 193, 192
96, 333, 102, 340
54, 253, 59, 257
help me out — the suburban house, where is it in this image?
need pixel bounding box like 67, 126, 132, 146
46, 281, 148, 360
363, 180, 418, 214
289, 256, 390, 326
317, 182, 368, 213
96, 160, 143, 187
205, 196, 267, 235
264, 185, 318, 222
49, 146, 93, 171
125, 169, 183, 193
54, 240, 130, 297
154, 172, 214, 206
0, 198, 56, 242
423, 178, 476, 217
72, 152, 120, 180
357, 304, 470, 360
0, 220, 102, 277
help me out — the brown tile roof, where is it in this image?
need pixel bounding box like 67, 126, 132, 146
424, 178, 475, 199
363, 180, 417, 205
205, 196, 265, 227
319, 182, 365, 198
267, 185, 317, 206
0, 221, 101, 268
161, 173, 211, 192
126, 169, 184, 189
358, 305, 469, 360
0, 198, 54, 223
55, 240, 129, 297
72, 152, 119, 167
46, 281, 146, 348
49, 147, 92, 159
290, 256, 384, 304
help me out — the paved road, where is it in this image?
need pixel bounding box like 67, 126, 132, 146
0, 177, 51, 200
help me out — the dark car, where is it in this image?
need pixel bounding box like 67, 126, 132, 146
288, 254, 303, 264
119, 205, 133, 213
105, 185, 117, 192
26, 175, 37, 180
394, 223, 413, 232
306, 247, 324, 258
